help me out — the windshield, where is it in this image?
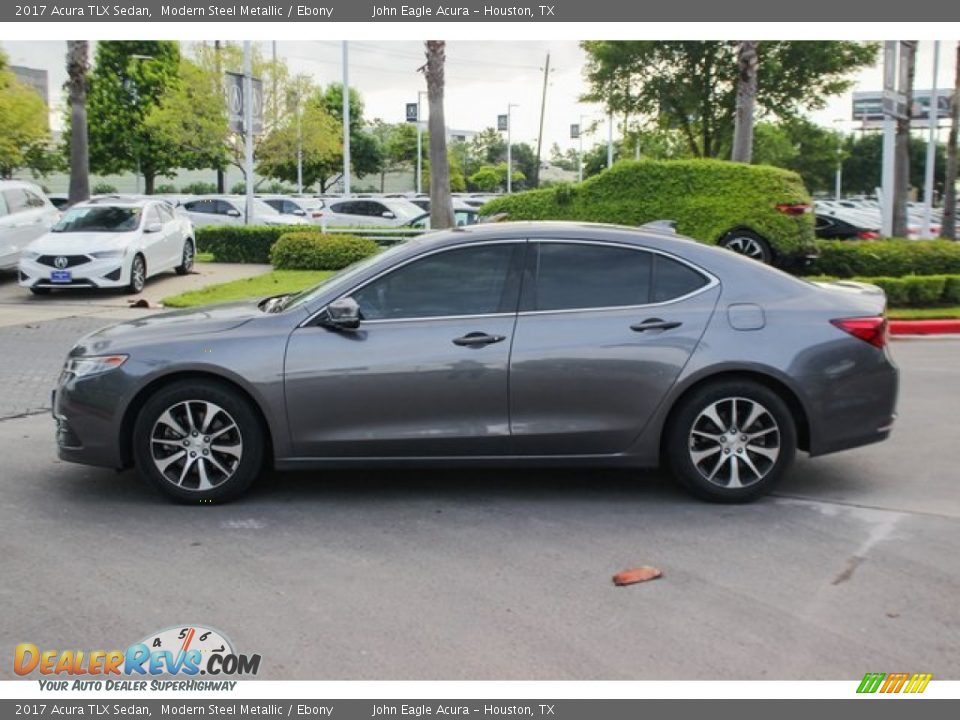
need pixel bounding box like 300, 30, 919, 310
53, 206, 142, 233
280, 243, 409, 312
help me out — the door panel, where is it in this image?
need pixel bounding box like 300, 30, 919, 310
509, 241, 720, 455
284, 316, 516, 457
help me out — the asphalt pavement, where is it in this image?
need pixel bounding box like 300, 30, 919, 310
0, 309, 957, 680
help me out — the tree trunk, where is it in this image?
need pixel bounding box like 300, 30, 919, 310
66, 40, 90, 206
144, 172, 156, 195
893, 41, 917, 238
423, 41, 454, 230
943, 42, 960, 240
731, 41, 759, 163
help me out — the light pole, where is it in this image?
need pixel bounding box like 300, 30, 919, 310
833, 118, 845, 202
506, 103, 518, 193
416, 90, 427, 194
607, 111, 614, 169
125, 53, 154, 195
342, 41, 351, 197
578, 114, 585, 183
243, 41, 254, 224
921, 40, 941, 239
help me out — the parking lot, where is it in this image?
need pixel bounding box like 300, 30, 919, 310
0, 298, 958, 680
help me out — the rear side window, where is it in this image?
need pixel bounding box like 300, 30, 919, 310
184, 200, 215, 214
527, 243, 653, 311
652, 255, 709, 303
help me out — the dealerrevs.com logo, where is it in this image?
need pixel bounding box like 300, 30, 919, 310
14, 625, 261, 689
857, 672, 933, 694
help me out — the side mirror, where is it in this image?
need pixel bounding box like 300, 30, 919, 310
226, 208, 242, 218
382, 211, 396, 219
323, 296, 361, 330
292, 209, 306, 216
144, 222, 163, 234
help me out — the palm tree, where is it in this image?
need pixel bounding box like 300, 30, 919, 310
892, 41, 917, 239
421, 41, 454, 229
731, 41, 758, 163
66, 41, 90, 205
943, 42, 959, 240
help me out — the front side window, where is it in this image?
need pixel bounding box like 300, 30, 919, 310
352, 244, 520, 321
526, 242, 653, 312
184, 200, 216, 214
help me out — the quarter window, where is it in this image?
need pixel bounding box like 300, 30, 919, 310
651, 254, 710, 303
352, 244, 520, 321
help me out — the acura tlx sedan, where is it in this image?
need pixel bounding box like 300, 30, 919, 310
52, 222, 899, 504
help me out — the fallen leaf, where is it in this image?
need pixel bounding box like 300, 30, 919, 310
613, 566, 662, 586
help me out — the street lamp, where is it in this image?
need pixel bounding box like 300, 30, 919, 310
504, 103, 519, 193
125, 54, 154, 195
832, 118, 845, 202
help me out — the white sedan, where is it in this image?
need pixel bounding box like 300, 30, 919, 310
18, 198, 195, 295
178, 195, 310, 229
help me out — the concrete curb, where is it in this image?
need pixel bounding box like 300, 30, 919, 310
889, 319, 960, 336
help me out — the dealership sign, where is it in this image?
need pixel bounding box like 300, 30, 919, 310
852, 89, 951, 127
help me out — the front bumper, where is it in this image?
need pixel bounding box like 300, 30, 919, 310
19, 256, 128, 290
52, 369, 130, 469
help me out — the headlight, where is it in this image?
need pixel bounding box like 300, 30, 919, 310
90, 249, 126, 259
65, 355, 128, 378
21, 250, 40, 260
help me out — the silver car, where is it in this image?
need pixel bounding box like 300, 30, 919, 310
52, 222, 898, 504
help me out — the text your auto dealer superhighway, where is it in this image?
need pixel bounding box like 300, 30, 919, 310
160, 4, 334, 16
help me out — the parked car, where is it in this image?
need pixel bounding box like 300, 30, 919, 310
814, 210, 881, 240
178, 195, 309, 228
0, 180, 61, 270
318, 197, 426, 227
481, 160, 816, 268
18, 198, 194, 295
51, 221, 897, 504
47, 193, 71, 211
259, 195, 326, 223
406, 208, 480, 229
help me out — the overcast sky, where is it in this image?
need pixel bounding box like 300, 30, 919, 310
2, 39, 956, 151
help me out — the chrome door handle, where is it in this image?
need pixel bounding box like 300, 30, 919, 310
452, 332, 506, 347
630, 318, 683, 332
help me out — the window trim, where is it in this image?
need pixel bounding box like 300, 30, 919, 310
517, 238, 718, 317
300, 239, 527, 328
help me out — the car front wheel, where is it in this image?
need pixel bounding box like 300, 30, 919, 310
665, 380, 796, 502
133, 380, 264, 503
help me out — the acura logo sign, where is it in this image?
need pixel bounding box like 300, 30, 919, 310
53, 256, 69, 269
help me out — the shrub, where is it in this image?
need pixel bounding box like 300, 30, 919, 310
807, 239, 960, 278
480, 159, 816, 261
803, 273, 960, 307
92, 182, 118, 194
181, 181, 217, 195
196, 226, 294, 263
231, 181, 247, 194
862, 277, 910, 306
943, 276, 960, 304
905, 275, 947, 305
154, 183, 177, 194
270, 232, 380, 271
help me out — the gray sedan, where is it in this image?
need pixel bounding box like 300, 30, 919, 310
52, 222, 898, 503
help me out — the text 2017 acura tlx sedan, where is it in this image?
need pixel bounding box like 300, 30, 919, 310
52, 222, 898, 503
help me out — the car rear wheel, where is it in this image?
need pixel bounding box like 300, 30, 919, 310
720, 231, 773, 264
665, 380, 796, 502
133, 380, 264, 503
175, 239, 194, 275
127, 254, 146, 294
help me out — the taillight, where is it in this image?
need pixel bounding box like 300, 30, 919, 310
856, 230, 880, 240
776, 203, 811, 216
311, 212, 323, 218
831, 317, 887, 349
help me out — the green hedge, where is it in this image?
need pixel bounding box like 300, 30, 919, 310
807, 239, 960, 278
480, 159, 816, 259
270, 232, 380, 270
806, 273, 960, 307
196, 226, 295, 264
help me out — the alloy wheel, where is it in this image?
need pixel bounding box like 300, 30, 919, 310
150, 400, 243, 492
131, 257, 146, 292
182, 242, 194, 272
723, 235, 767, 261
688, 396, 781, 489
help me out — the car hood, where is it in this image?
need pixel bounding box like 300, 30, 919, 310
72, 301, 266, 355
27, 231, 138, 254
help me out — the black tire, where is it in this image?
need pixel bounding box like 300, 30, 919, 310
175, 239, 195, 276
127, 254, 146, 294
720, 230, 773, 264
29, 287, 51, 295
133, 379, 265, 503
665, 380, 796, 503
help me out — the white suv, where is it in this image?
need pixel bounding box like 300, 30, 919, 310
0, 180, 60, 270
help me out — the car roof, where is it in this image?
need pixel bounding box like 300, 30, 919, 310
76, 197, 156, 209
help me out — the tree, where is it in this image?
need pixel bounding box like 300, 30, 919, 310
893, 41, 917, 238
422, 41, 453, 229
752, 119, 844, 193
731, 41, 759, 163
369, 119, 418, 192
469, 165, 501, 192
255, 101, 341, 188
841, 132, 946, 197
944, 42, 959, 240
0, 51, 54, 178
83, 41, 181, 193
66, 41, 90, 204
581, 41, 877, 159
